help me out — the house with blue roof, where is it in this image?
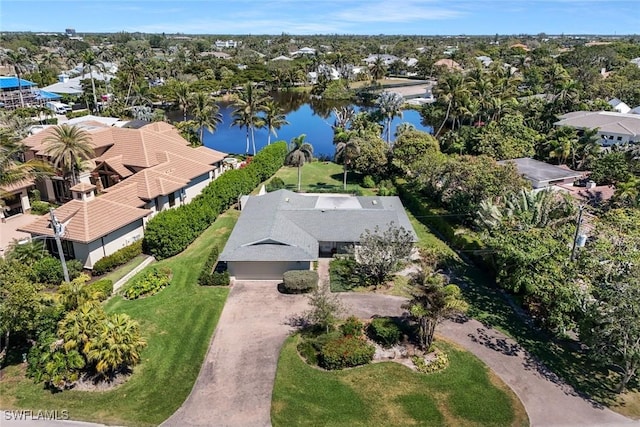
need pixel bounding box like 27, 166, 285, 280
0, 76, 60, 110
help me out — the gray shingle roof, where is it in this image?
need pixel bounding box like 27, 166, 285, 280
555, 111, 640, 137
219, 190, 417, 262
498, 158, 583, 184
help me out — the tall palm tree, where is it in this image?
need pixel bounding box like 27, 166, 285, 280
262, 101, 288, 145
231, 83, 267, 155
2, 48, 32, 108
376, 91, 404, 145
171, 80, 191, 122
190, 92, 223, 145
119, 54, 146, 105
335, 139, 360, 190
80, 50, 100, 115
43, 125, 94, 186
435, 72, 470, 136
285, 134, 313, 191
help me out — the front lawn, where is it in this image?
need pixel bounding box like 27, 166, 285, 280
0, 209, 240, 427
272, 336, 529, 427
268, 161, 376, 195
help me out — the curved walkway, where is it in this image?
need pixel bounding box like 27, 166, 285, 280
163, 280, 636, 427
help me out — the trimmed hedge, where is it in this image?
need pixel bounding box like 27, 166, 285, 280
282, 270, 318, 294
92, 240, 143, 276
143, 141, 288, 259
30, 257, 83, 286
86, 279, 113, 301
368, 317, 401, 348
320, 335, 375, 370
266, 177, 285, 192
123, 266, 171, 300
198, 246, 219, 285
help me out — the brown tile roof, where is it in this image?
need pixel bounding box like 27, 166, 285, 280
18, 198, 150, 244
100, 182, 146, 208
69, 182, 96, 192
101, 155, 134, 178
434, 59, 463, 71
23, 126, 116, 157
0, 177, 35, 193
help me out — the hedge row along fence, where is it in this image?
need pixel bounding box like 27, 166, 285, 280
143, 142, 288, 259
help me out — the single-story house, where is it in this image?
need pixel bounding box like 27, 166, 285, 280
499, 158, 585, 189
219, 190, 417, 280
554, 111, 640, 146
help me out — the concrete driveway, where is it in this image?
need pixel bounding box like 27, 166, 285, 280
163, 281, 637, 427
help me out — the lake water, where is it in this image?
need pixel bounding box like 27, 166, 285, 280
199, 95, 433, 157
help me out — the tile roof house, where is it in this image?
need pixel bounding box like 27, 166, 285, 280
554, 111, 640, 146
19, 120, 228, 268
219, 190, 417, 280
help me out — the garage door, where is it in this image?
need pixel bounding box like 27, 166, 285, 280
228, 261, 311, 280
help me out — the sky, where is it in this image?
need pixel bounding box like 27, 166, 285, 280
0, 0, 638, 36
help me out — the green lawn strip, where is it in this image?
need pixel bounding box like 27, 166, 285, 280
96, 254, 149, 284
0, 209, 239, 427
272, 336, 527, 427
268, 161, 376, 195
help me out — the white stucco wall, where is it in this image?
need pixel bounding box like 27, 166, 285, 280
79, 219, 145, 268
183, 171, 212, 204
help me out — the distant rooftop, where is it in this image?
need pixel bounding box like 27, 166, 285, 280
499, 158, 584, 188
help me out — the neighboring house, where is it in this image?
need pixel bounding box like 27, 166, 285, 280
41, 69, 115, 96
219, 190, 417, 280
0, 178, 34, 219
271, 55, 293, 62
631, 57, 640, 68
199, 51, 231, 59
499, 158, 585, 189
476, 56, 493, 67
554, 111, 640, 146
18, 121, 228, 268
215, 39, 239, 49
0, 76, 61, 110
608, 98, 631, 114
364, 54, 399, 66
290, 47, 316, 56
434, 59, 463, 72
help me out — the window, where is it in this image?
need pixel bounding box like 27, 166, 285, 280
617, 136, 622, 141
168, 192, 176, 207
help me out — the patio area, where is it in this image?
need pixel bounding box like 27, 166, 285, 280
0, 213, 42, 258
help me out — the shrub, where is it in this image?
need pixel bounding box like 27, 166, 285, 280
362, 175, 376, 188
29, 200, 50, 215
66, 110, 89, 119
282, 270, 318, 294
412, 351, 449, 374
198, 246, 219, 285
266, 177, 285, 192
143, 142, 287, 259
200, 271, 230, 286
320, 335, 375, 370
329, 257, 362, 292
368, 317, 401, 348
123, 266, 171, 300
92, 240, 143, 276
86, 279, 113, 301
31, 257, 83, 286
377, 179, 397, 196
340, 316, 364, 337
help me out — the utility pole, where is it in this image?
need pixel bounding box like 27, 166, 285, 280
49, 208, 70, 282
570, 205, 585, 262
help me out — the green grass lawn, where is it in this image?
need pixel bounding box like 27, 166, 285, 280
95, 254, 149, 285
268, 161, 376, 195
272, 336, 529, 427
0, 209, 240, 427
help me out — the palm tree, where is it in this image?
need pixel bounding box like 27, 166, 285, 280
262, 101, 288, 145
376, 91, 404, 145
119, 54, 146, 105
2, 48, 32, 108
231, 83, 267, 155
231, 108, 252, 154
434, 72, 470, 136
171, 80, 191, 122
335, 139, 360, 190
80, 50, 100, 115
43, 125, 94, 186
87, 313, 146, 378
190, 92, 223, 145
285, 134, 313, 191
370, 56, 387, 82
